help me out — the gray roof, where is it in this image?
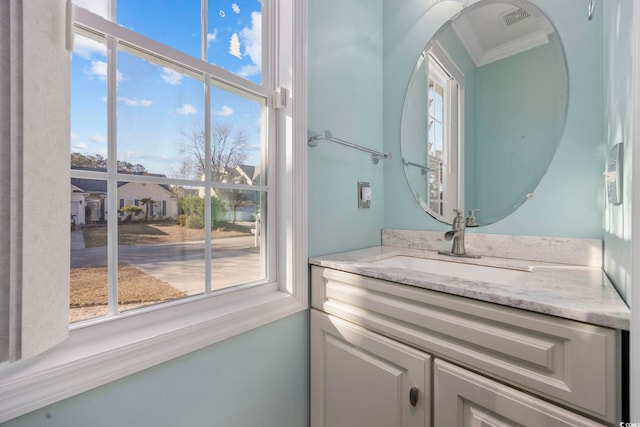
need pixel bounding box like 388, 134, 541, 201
71, 166, 173, 194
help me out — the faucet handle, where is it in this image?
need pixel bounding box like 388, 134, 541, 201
451, 209, 465, 229
466, 209, 479, 227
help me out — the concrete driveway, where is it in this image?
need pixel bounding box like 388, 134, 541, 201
71, 235, 262, 294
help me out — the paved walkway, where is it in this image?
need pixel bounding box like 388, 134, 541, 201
71, 228, 85, 250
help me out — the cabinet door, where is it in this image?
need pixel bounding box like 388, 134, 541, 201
311, 310, 431, 427
434, 359, 606, 427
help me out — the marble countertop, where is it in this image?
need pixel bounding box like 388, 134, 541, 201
309, 246, 630, 330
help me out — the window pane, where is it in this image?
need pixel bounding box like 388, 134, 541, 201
70, 178, 109, 323
211, 189, 264, 290
71, 34, 108, 169
207, 0, 263, 84
433, 122, 444, 158
433, 84, 444, 122
117, 184, 205, 313
209, 87, 264, 184
116, 50, 204, 177
117, 1, 201, 59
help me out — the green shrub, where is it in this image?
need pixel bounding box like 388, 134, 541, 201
185, 214, 204, 229
180, 195, 226, 228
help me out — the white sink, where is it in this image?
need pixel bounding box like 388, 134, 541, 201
369, 256, 531, 286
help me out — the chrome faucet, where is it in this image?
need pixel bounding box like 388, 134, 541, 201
438, 209, 480, 259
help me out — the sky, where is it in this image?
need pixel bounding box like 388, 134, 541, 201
71, 0, 264, 177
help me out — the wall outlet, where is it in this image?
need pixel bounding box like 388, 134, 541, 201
358, 181, 371, 208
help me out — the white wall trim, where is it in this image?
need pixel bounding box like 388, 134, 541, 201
630, 0, 640, 420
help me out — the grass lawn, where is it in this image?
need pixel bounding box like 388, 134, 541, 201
82, 221, 253, 248
70, 263, 187, 323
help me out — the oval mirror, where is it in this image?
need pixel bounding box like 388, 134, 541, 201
401, 0, 568, 226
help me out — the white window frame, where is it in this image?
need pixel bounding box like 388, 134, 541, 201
72, 2, 278, 309
426, 41, 464, 224
0, 0, 308, 422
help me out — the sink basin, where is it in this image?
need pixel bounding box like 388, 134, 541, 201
369, 256, 531, 286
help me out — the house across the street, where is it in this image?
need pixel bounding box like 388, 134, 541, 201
70, 166, 179, 225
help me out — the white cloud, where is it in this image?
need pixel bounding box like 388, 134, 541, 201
207, 29, 218, 47
73, 0, 109, 19
85, 60, 123, 81
118, 97, 153, 107
238, 12, 262, 75
73, 34, 107, 59
161, 68, 183, 85
232, 4, 240, 13
87, 60, 107, 78
91, 134, 107, 143
215, 105, 234, 117
237, 64, 261, 78
176, 104, 197, 115
229, 33, 242, 59
72, 142, 89, 151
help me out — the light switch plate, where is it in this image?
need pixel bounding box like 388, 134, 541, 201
358, 181, 370, 208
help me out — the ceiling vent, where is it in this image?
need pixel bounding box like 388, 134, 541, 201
501, 7, 531, 26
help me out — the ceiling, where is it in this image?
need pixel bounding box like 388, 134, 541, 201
450, 3, 555, 67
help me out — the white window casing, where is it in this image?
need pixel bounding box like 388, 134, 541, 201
0, 0, 308, 422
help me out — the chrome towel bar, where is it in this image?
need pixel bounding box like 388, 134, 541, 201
308, 130, 391, 164
402, 158, 434, 175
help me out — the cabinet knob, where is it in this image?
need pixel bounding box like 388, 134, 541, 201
409, 387, 419, 406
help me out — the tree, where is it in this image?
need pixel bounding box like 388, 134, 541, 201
118, 205, 143, 223
227, 191, 250, 224
70, 153, 147, 173
117, 160, 147, 173
140, 198, 155, 222
180, 123, 249, 180
71, 153, 107, 169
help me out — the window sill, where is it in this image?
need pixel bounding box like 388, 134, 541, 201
0, 287, 306, 423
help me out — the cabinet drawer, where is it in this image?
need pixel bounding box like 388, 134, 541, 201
433, 359, 606, 427
311, 266, 620, 423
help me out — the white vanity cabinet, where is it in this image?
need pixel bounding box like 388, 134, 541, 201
310, 266, 622, 426
311, 310, 431, 427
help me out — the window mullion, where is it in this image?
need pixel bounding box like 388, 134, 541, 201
201, 0, 207, 62
263, 0, 273, 91
107, 35, 118, 315
204, 76, 212, 294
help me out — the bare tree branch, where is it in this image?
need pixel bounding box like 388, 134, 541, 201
179, 122, 250, 181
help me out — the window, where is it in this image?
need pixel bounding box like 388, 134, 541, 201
0, 0, 306, 421
70, 2, 273, 322
425, 45, 462, 223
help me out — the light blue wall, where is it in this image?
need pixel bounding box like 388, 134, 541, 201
2, 310, 309, 427
384, 0, 606, 239
602, 0, 633, 302
308, 0, 384, 256
474, 38, 565, 225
